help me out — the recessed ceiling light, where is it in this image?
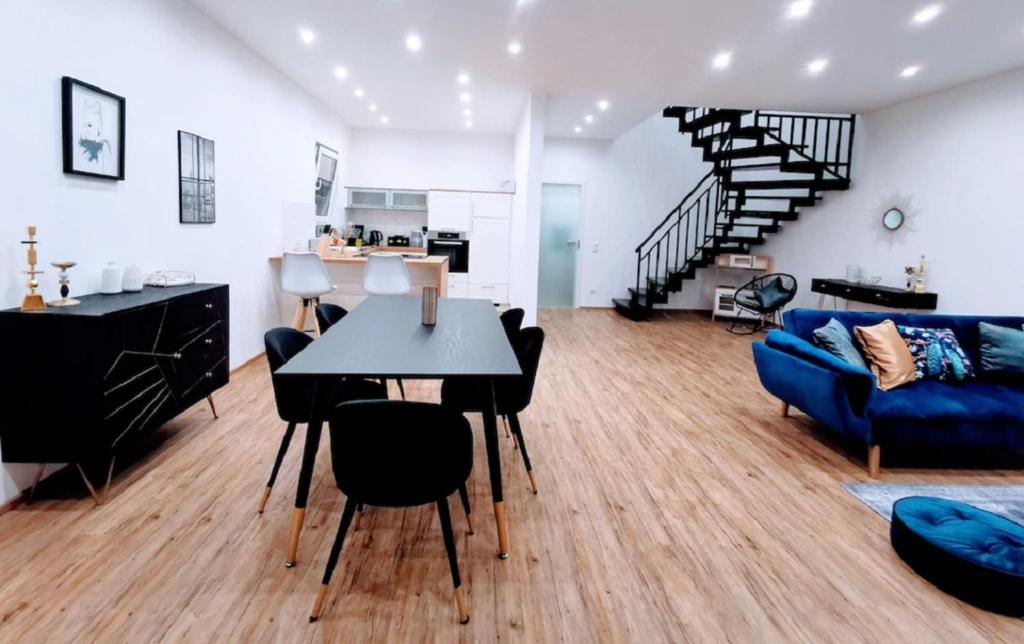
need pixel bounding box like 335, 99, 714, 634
912, 4, 942, 24
465, 120, 474, 128
369, 103, 378, 112
806, 58, 829, 75
298, 28, 316, 45
380, 116, 390, 125
597, 99, 610, 111
900, 65, 921, 78
334, 66, 348, 80
457, 73, 470, 84
574, 126, 582, 133
508, 41, 522, 55
786, 0, 813, 20
584, 114, 594, 124
354, 87, 365, 98
463, 108, 473, 117
460, 93, 472, 103
712, 51, 732, 70
405, 33, 423, 52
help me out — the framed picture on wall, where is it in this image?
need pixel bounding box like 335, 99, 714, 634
61, 76, 126, 180
314, 143, 339, 218
178, 131, 216, 224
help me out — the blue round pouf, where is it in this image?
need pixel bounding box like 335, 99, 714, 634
891, 496, 1024, 616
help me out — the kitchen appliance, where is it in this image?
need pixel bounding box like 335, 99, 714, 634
410, 229, 424, 248
388, 235, 410, 247
345, 224, 365, 246
427, 231, 469, 274
368, 230, 383, 246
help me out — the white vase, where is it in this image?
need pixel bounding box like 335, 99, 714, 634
101, 262, 123, 294
122, 264, 144, 292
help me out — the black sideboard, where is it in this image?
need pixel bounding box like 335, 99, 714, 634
811, 278, 938, 310
0, 284, 229, 495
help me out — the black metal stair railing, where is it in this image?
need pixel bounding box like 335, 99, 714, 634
752, 110, 856, 180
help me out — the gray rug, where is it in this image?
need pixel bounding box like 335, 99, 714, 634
843, 483, 1024, 524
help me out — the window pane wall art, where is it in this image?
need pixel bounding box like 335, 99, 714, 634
178, 131, 216, 224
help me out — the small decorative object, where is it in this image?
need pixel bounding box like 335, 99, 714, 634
62, 77, 125, 180
904, 255, 928, 292
100, 262, 123, 294
49, 261, 80, 307
870, 192, 920, 247
178, 131, 216, 223
422, 286, 439, 326
314, 143, 339, 218
19, 226, 46, 312
122, 264, 144, 292
143, 271, 195, 287
845, 264, 863, 282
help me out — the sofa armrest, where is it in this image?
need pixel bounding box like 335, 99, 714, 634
765, 330, 876, 415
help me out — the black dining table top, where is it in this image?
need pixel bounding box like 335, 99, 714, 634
276, 296, 523, 379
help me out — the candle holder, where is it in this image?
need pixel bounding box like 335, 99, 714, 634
421, 286, 438, 326
19, 226, 46, 312
49, 261, 80, 307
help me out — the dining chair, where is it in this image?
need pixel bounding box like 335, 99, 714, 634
282, 252, 335, 336
309, 400, 474, 625
362, 253, 412, 296
314, 302, 348, 333
260, 328, 388, 515
499, 308, 525, 342
441, 326, 545, 494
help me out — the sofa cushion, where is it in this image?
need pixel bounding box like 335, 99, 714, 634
854, 320, 917, 391
898, 325, 975, 382
813, 318, 869, 370
979, 322, 1024, 380
867, 380, 1024, 422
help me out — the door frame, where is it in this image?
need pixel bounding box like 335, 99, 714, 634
539, 181, 585, 309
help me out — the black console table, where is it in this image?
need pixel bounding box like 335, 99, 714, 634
0, 283, 229, 502
811, 278, 938, 310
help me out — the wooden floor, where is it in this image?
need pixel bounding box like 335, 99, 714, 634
1, 309, 1023, 642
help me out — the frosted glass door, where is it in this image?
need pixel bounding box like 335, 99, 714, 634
539, 184, 582, 308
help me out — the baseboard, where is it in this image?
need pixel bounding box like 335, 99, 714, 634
230, 351, 265, 375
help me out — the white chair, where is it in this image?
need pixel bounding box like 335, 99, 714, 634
362, 253, 412, 296
361, 253, 411, 399
281, 251, 335, 336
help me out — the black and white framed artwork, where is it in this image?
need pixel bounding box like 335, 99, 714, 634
61, 76, 126, 180
314, 143, 339, 218
178, 131, 216, 224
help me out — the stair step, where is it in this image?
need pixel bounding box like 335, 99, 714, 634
679, 110, 748, 133
709, 144, 794, 161
727, 179, 822, 190
628, 287, 669, 304
699, 126, 780, 143
612, 298, 648, 321
663, 106, 748, 120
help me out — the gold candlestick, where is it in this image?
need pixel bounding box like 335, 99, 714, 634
50, 261, 80, 307
20, 226, 46, 312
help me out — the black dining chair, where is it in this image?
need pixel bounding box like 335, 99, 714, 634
260, 328, 388, 515
500, 308, 525, 342
315, 301, 406, 401
441, 326, 545, 494
309, 400, 474, 625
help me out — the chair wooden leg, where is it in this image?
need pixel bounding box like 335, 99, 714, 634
868, 445, 881, 479
457, 483, 473, 534
780, 401, 790, 418
206, 394, 219, 419
259, 422, 297, 514
508, 413, 537, 495
437, 497, 469, 624
309, 498, 358, 623
312, 298, 322, 338
291, 300, 307, 331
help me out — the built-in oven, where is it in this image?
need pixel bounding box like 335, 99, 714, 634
427, 231, 469, 273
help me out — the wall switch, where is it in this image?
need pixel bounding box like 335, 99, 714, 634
591, 242, 599, 253
590, 288, 597, 295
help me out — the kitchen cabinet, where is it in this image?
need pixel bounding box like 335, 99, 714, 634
390, 190, 428, 211
447, 273, 469, 298
347, 188, 428, 211
428, 191, 472, 231
469, 216, 510, 290
468, 283, 508, 303
347, 188, 389, 209
470, 192, 512, 219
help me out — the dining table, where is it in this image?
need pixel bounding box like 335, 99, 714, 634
274, 295, 523, 566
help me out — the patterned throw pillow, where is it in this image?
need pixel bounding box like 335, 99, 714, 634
897, 326, 975, 382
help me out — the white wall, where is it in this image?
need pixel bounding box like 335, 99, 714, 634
346, 128, 514, 192
0, 0, 350, 503
509, 95, 547, 325
761, 66, 1024, 314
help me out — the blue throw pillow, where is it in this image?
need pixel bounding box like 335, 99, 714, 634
979, 322, 1024, 377
812, 318, 869, 370
753, 277, 789, 310
897, 325, 974, 382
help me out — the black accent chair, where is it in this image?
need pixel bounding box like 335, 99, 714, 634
316, 302, 406, 401
729, 273, 798, 335
260, 328, 388, 514
441, 326, 545, 494
500, 307, 525, 342
309, 401, 473, 625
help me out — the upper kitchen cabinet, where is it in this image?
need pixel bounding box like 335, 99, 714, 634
348, 188, 390, 209
347, 188, 428, 210
428, 190, 472, 231
390, 190, 429, 211
470, 192, 512, 219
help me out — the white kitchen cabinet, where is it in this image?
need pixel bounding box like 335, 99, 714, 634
447, 273, 468, 298
390, 190, 429, 211
468, 283, 508, 304
470, 192, 512, 219
468, 216, 510, 286
348, 188, 389, 209
428, 191, 472, 231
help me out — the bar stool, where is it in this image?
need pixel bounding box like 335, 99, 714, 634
362, 253, 411, 399
282, 251, 335, 336
309, 400, 474, 625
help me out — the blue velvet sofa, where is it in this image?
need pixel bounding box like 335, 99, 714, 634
752, 309, 1024, 477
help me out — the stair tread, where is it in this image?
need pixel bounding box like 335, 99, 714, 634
728, 179, 847, 189
680, 111, 747, 132
709, 143, 806, 160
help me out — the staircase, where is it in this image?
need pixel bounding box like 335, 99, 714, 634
613, 107, 856, 320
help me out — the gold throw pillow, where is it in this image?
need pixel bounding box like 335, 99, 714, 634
854, 320, 917, 391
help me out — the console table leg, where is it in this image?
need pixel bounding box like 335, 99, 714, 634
103, 455, 117, 497
25, 463, 45, 504
206, 394, 219, 419
75, 463, 102, 506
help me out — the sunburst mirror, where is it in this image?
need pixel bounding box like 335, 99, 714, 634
871, 192, 919, 246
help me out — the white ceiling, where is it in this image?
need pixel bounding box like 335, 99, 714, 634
188, 0, 1024, 139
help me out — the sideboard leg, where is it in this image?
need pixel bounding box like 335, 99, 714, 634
25, 464, 45, 504
207, 395, 219, 419
75, 463, 102, 506
103, 455, 117, 497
